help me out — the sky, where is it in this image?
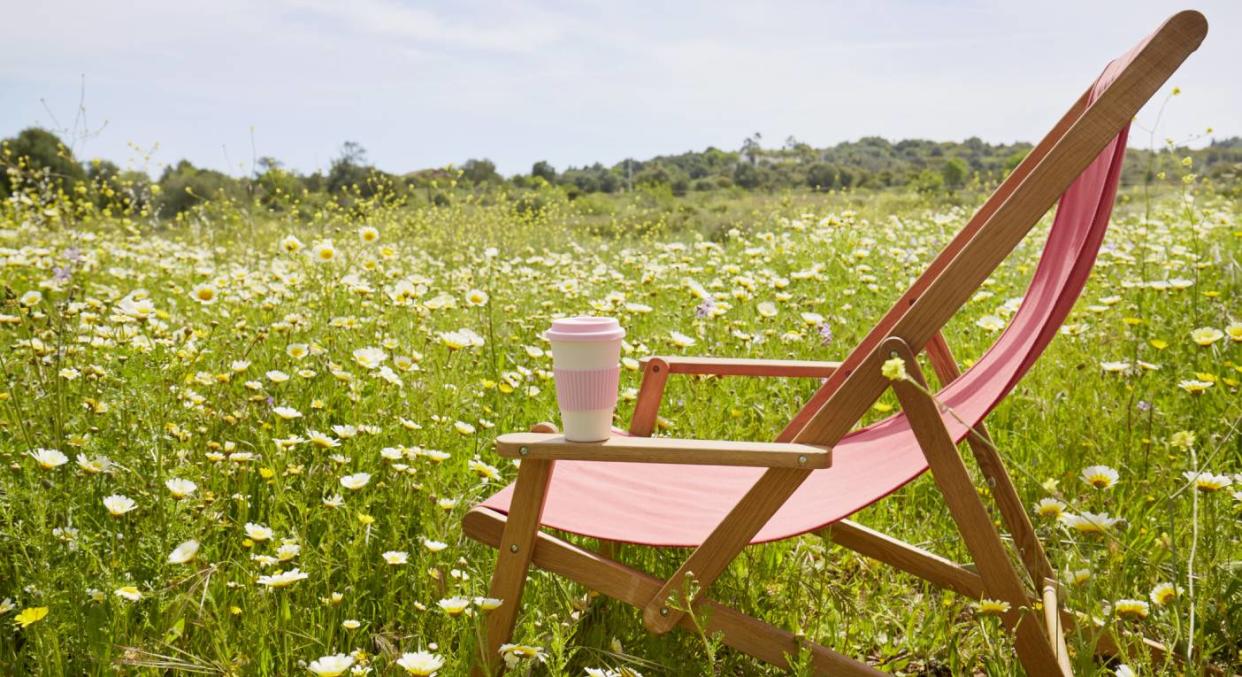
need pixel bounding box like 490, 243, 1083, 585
1, 1, 1237, 177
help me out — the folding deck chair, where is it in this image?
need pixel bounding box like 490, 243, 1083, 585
465, 11, 1208, 675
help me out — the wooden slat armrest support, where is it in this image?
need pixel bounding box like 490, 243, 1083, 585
495, 432, 831, 469
640, 355, 841, 378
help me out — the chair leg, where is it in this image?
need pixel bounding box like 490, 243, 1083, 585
476, 459, 554, 676
887, 338, 1069, 676
924, 332, 1056, 586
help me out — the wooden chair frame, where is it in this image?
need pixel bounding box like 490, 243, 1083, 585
464, 11, 1207, 675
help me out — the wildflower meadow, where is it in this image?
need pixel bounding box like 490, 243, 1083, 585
0, 163, 1238, 675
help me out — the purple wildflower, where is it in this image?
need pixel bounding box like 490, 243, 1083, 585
695, 295, 716, 319
1136, 400, 1152, 412
817, 322, 833, 346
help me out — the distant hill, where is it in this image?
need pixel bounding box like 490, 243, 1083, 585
3, 127, 1239, 217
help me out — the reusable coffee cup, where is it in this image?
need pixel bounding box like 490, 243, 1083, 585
545, 317, 625, 442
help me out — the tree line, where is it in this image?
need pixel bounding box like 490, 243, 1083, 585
3, 127, 1239, 217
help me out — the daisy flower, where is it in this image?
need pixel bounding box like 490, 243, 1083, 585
103, 494, 137, 516
438, 597, 470, 617
307, 431, 341, 448
312, 240, 337, 263
165, 478, 198, 498
382, 551, 408, 565
280, 235, 304, 253
972, 598, 1010, 616
168, 540, 200, 564
1113, 599, 1149, 620
1182, 470, 1232, 492
1189, 327, 1223, 346
1149, 582, 1179, 607
668, 331, 696, 348
1060, 511, 1119, 535
257, 568, 308, 589
352, 347, 387, 370
340, 473, 371, 490
191, 283, 218, 304
1080, 465, 1119, 490
245, 523, 274, 541
28, 448, 68, 470
395, 651, 445, 676
307, 653, 354, 677
1033, 498, 1066, 520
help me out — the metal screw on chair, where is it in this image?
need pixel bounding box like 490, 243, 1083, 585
797, 455, 808, 465
519, 446, 529, 456
659, 607, 669, 616
509, 544, 519, 553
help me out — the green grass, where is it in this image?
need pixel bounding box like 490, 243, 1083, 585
0, 182, 1238, 676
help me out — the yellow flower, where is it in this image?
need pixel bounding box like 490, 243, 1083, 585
1080, 465, 1119, 490
881, 356, 908, 382
1190, 327, 1223, 346
312, 240, 337, 263
1177, 379, 1212, 394
1149, 582, 1179, 607
191, 283, 218, 304
1033, 498, 1066, 520
280, 235, 304, 253
1060, 511, 1119, 535
1226, 322, 1242, 342
13, 606, 48, 628
438, 596, 470, 616
973, 598, 1010, 616
1113, 599, 1149, 620
1182, 470, 1232, 493
498, 643, 545, 669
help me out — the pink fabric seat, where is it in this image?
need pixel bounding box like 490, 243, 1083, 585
482, 56, 1133, 548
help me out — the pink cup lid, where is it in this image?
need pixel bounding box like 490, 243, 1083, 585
544, 316, 625, 342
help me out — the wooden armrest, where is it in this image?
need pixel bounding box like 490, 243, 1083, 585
640, 355, 841, 378
495, 432, 831, 469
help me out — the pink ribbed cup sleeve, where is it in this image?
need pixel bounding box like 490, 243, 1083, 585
553, 366, 620, 411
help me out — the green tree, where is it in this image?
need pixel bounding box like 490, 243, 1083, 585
327, 141, 372, 194
805, 163, 838, 191
941, 157, 969, 190
461, 158, 501, 186
531, 160, 556, 183
0, 127, 86, 196
732, 162, 760, 189
156, 160, 241, 215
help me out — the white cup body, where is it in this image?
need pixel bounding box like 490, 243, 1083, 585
549, 338, 622, 442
